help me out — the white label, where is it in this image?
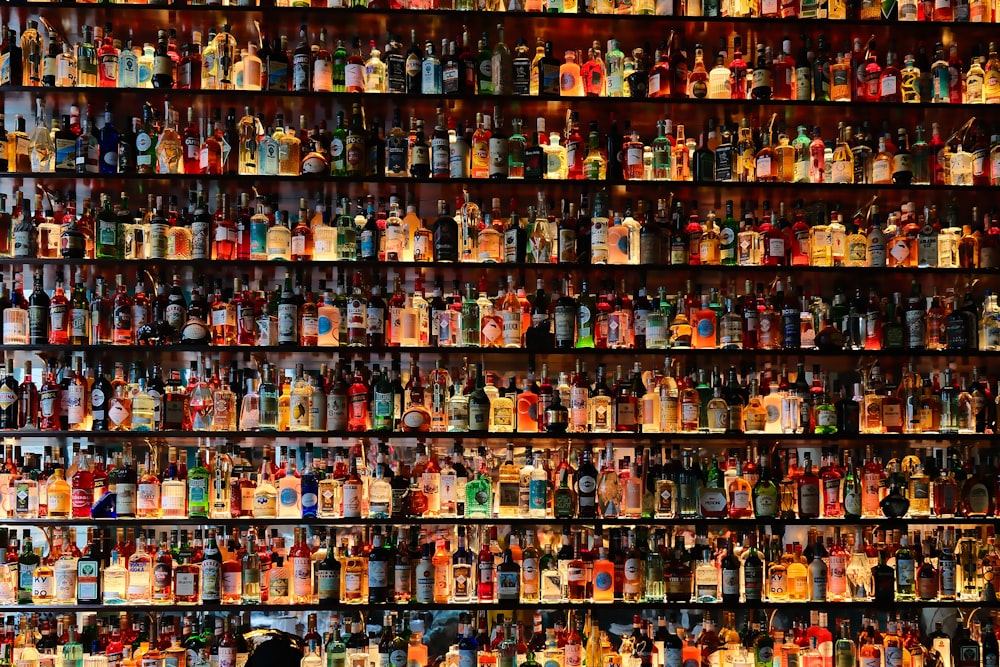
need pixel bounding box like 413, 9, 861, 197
799, 483, 819, 514
872, 160, 891, 183
721, 569, 739, 595
345, 63, 365, 90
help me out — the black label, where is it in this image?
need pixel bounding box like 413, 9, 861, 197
386, 54, 406, 93
512, 58, 531, 95
946, 314, 970, 349
524, 145, 543, 180
433, 223, 458, 262
386, 138, 407, 174
852, 147, 867, 184
443, 64, 460, 94
715, 146, 734, 181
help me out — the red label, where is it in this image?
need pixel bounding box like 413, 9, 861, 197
71, 488, 92, 510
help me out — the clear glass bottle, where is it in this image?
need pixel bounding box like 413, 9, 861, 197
130, 378, 156, 431
30, 99, 55, 173
98, 550, 126, 604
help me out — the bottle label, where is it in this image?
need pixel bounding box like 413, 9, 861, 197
343, 482, 362, 516
291, 556, 312, 595
897, 558, 915, 587
279, 483, 300, 511
277, 303, 298, 343
728, 487, 749, 510
73, 559, 98, 602
31, 568, 53, 602
201, 559, 220, 599
577, 474, 597, 503
742, 562, 763, 600
496, 310, 521, 347
905, 309, 926, 347
756, 155, 772, 179
798, 483, 820, 515
171, 570, 196, 599
457, 652, 477, 667
565, 644, 582, 667
700, 489, 727, 514
868, 239, 887, 266
153, 561, 172, 592
316, 567, 337, 599
222, 568, 242, 597
137, 482, 159, 511
710, 565, 737, 599
219, 647, 237, 667
496, 569, 519, 598
368, 560, 388, 588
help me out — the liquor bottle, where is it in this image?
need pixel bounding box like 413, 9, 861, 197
216, 617, 238, 667
46, 468, 71, 519
575, 448, 598, 518
720, 540, 741, 604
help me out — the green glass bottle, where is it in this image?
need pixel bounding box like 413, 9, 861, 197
461, 284, 481, 348
17, 530, 39, 603
476, 35, 493, 95
467, 364, 490, 431
553, 466, 575, 519
813, 375, 839, 434
575, 280, 596, 348
258, 363, 280, 431
317, 538, 343, 606
332, 39, 348, 92
652, 120, 671, 181
63, 627, 84, 667
644, 534, 665, 601
721, 200, 739, 265
95, 194, 119, 259
372, 368, 394, 432
752, 620, 773, 667
695, 369, 712, 430
508, 119, 526, 179
330, 112, 348, 176
834, 622, 857, 667
187, 444, 210, 518
751, 464, 779, 518
465, 446, 493, 517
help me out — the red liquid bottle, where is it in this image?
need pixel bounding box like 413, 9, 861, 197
235, 193, 252, 260
70, 444, 94, 518
347, 362, 370, 431
477, 532, 495, 602
38, 365, 61, 431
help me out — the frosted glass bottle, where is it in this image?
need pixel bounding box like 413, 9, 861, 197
543, 132, 568, 179
559, 51, 585, 96
707, 57, 732, 98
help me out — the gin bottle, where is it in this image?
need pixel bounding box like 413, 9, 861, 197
465, 447, 493, 518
